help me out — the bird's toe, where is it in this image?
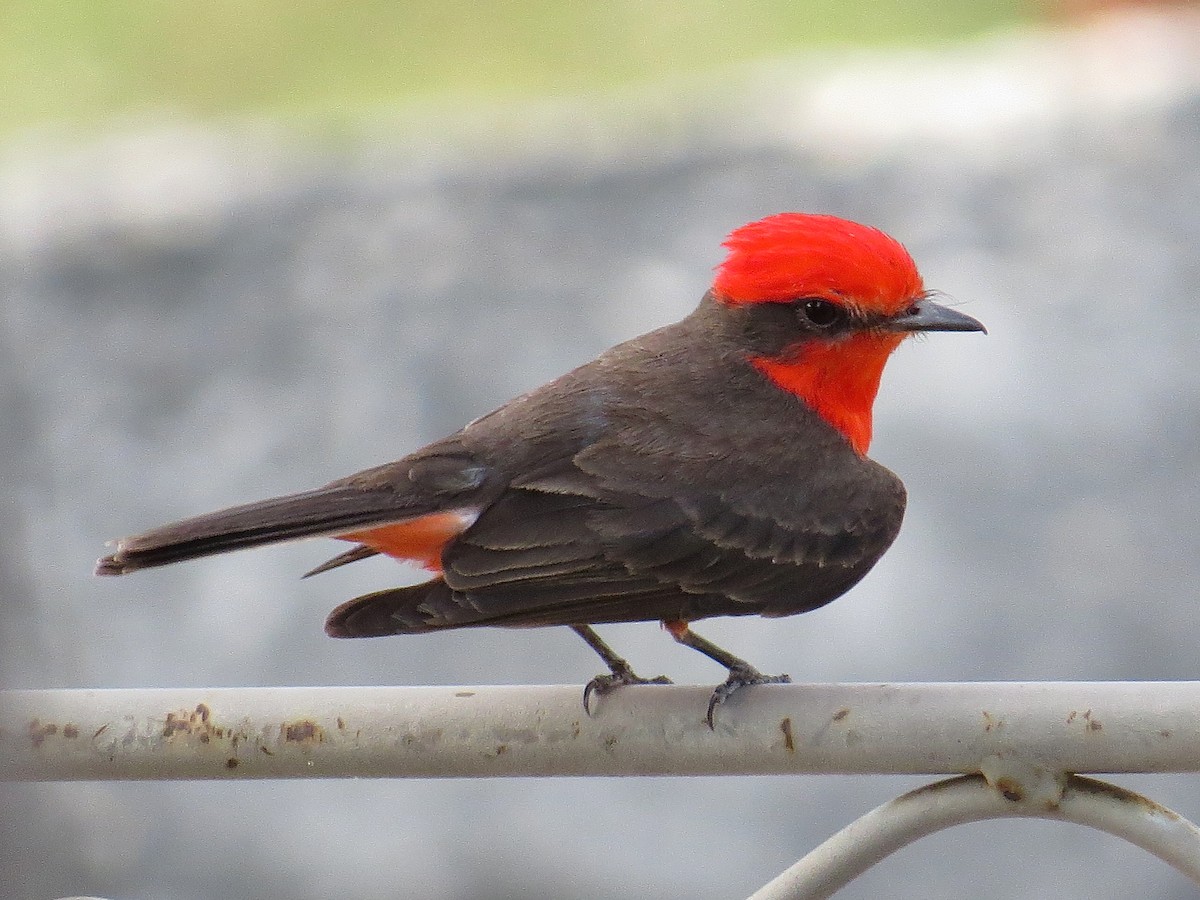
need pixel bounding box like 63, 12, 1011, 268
706, 666, 791, 728
582, 666, 673, 715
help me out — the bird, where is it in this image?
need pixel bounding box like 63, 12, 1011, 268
96, 212, 985, 725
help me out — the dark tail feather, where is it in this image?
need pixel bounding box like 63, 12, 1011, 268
323, 578, 709, 638
302, 544, 382, 579
325, 580, 452, 638
96, 485, 429, 576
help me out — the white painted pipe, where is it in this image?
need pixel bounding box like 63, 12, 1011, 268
3, 682, 1200, 781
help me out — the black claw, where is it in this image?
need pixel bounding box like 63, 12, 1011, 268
582, 666, 673, 715
705, 666, 791, 728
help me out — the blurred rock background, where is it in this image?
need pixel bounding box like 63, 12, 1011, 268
3, 1, 1200, 898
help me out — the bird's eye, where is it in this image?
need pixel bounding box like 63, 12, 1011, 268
799, 299, 844, 328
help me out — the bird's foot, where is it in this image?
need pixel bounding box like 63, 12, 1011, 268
582, 663, 673, 715
706, 665, 791, 728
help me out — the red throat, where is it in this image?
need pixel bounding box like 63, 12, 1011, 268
753, 333, 905, 455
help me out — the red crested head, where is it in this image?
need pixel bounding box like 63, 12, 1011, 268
712, 213, 923, 315
706, 213, 986, 457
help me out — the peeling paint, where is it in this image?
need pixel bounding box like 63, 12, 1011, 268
162, 704, 227, 741
29, 720, 57, 749
780, 717, 795, 753
282, 720, 325, 743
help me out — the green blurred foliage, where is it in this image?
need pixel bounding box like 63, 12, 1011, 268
0, 0, 1029, 133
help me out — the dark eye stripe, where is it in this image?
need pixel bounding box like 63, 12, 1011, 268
800, 299, 844, 328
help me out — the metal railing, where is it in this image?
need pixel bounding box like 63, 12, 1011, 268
4, 682, 1200, 898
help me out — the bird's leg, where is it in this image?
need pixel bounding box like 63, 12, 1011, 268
662, 620, 791, 727
571, 624, 672, 714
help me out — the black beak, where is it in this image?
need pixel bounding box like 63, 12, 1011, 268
889, 298, 986, 334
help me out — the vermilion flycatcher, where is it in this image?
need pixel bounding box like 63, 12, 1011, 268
98, 213, 985, 723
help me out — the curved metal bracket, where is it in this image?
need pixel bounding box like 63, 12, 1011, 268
750, 773, 1200, 899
